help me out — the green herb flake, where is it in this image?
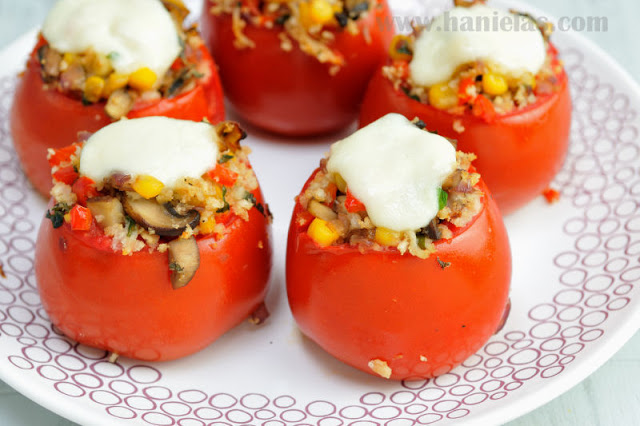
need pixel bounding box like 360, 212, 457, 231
107, 51, 120, 61
244, 192, 267, 217
218, 154, 234, 164
125, 216, 136, 237
217, 186, 230, 213
436, 256, 451, 270
396, 42, 412, 56
169, 262, 184, 273
46, 203, 71, 229
437, 188, 448, 211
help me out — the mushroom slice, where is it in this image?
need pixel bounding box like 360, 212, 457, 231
87, 196, 125, 228
168, 236, 200, 289
121, 192, 200, 237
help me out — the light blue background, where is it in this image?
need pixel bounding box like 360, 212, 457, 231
0, 1, 638, 425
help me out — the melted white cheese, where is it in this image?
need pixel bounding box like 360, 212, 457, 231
410, 5, 546, 87
79, 117, 219, 188
42, 0, 181, 78
326, 114, 457, 232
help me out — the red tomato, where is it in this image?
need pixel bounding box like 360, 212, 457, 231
359, 49, 572, 215
200, 1, 394, 136
11, 38, 225, 197
35, 190, 272, 361
287, 169, 511, 380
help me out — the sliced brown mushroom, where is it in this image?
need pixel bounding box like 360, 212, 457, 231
168, 236, 200, 289
87, 196, 125, 228
215, 121, 246, 152
121, 192, 199, 237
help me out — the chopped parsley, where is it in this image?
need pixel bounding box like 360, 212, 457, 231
218, 154, 234, 164
243, 192, 267, 217
217, 186, 230, 213
438, 188, 448, 211
45, 203, 71, 229
125, 216, 137, 237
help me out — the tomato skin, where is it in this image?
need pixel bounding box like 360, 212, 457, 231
200, 1, 394, 136
359, 60, 572, 215
286, 169, 511, 380
11, 39, 225, 197
35, 191, 272, 361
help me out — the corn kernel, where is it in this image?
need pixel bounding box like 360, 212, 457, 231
63, 52, 76, 63
309, 0, 335, 25
307, 218, 340, 247
104, 73, 129, 97
64, 213, 71, 224
428, 83, 458, 110
83, 76, 105, 103
482, 73, 509, 96
128, 67, 157, 91
132, 175, 164, 199
334, 173, 347, 193
375, 227, 402, 247
200, 217, 217, 234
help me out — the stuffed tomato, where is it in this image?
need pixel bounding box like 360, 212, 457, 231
35, 117, 272, 361
12, 0, 225, 197
359, 0, 572, 214
201, 0, 393, 136
287, 114, 511, 380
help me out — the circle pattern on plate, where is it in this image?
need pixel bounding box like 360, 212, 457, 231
0, 37, 639, 426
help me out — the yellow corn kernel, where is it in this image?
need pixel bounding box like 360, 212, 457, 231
482, 73, 509, 96
62, 52, 77, 67
128, 67, 157, 91
200, 217, 217, 234
299, 2, 313, 27
132, 175, 164, 199
83, 75, 105, 103
307, 218, 340, 247
334, 173, 347, 193
104, 73, 129, 97
64, 213, 71, 224
375, 227, 402, 247
309, 0, 334, 25
428, 83, 458, 110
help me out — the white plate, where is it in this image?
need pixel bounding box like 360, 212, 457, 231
0, 1, 639, 425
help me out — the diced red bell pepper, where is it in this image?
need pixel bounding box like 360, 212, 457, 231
543, 188, 561, 204
48, 143, 81, 168
69, 205, 93, 231
52, 166, 79, 185
345, 190, 366, 213
325, 182, 338, 206
458, 77, 476, 105
72, 176, 99, 206
207, 165, 238, 187
472, 94, 497, 122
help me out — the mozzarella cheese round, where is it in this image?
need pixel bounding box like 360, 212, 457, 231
42, 0, 181, 78
410, 5, 546, 87
79, 117, 219, 188
326, 114, 457, 232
